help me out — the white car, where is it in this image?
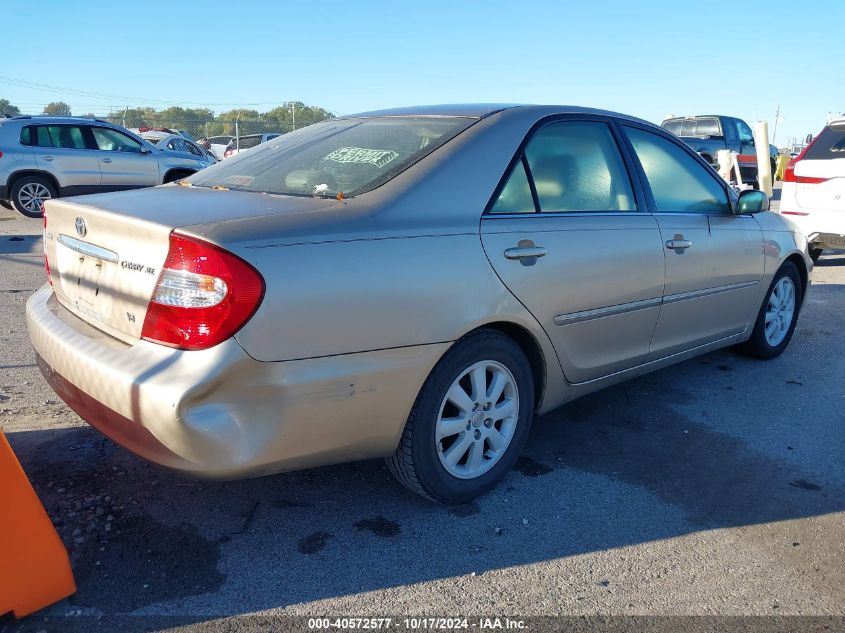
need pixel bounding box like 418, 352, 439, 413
202, 135, 234, 160
780, 116, 845, 262
223, 133, 281, 158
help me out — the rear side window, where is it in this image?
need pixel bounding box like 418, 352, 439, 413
20, 125, 86, 149
624, 126, 731, 214
490, 120, 636, 213
804, 126, 845, 160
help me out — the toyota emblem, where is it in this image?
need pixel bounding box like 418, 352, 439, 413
75, 217, 87, 237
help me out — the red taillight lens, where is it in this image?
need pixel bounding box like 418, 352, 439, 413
43, 204, 52, 286
141, 233, 265, 350
223, 149, 233, 158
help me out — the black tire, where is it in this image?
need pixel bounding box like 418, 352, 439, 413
386, 329, 535, 503
809, 247, 823, 264
163, 170, 194, 184
739, 262, 803, 360
0, 199, 13, 210
10, 175, 56, 218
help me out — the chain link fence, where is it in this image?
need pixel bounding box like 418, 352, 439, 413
100, 115, 291, 143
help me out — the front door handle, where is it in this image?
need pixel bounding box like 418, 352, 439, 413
101, 157, 113, 163
504, 246, 547, 260
43, 156, 54, 161
665, 234, 692, 253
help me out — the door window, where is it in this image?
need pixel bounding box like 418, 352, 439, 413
489, 121, 636, 213
91, 127, 142, 153
21, 125, 87, 149
734, 119, 755, 147
624, 126, 731, 215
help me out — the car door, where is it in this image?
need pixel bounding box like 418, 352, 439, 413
480, 117, 665, 384
26, 124, 101, 193
89, 126, 160, 188
619, 124, 765, 359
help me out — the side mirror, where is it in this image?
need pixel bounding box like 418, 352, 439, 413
805, 133, 814, 144
736, 189, 769, 214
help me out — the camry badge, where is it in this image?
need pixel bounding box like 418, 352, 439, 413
75, 217, 87, 237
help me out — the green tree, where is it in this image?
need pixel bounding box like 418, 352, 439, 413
43, 101, 72, 116
0, 98, 20, 116
264, 102, 333, 130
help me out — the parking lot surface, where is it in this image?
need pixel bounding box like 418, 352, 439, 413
0, 196, 843, 628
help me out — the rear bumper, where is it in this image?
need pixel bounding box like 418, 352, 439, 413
26, 285, 447, 478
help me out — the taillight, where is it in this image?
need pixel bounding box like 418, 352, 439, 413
223, 149, 233, 158
43, 204, 52, 286
141, 232, 265, 350
783, 128, 826, 184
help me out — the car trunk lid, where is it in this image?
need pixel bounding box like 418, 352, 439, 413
43, 186, 340, 344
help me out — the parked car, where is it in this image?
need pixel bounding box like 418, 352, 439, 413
136, 130, 217, 165
198, 135, 234, 161
662, 115, 778, 188
27, 105, 810, 503
223, 133, 280, 158
0, 117, 214, 217
779, 115, 845, 262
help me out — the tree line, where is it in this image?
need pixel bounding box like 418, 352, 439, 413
0, 99, 335, 138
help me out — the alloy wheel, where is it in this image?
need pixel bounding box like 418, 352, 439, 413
764, 276, 796, 347
17, 182, 51, 215
435, 360, 519, 479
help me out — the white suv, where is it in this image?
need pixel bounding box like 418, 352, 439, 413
779, 116, 845, 262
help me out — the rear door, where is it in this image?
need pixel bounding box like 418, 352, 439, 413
25, 124, 101, 192
90, 126, 160, 188
480, 116, 665, 384
620, 124, 765, 359
794, 123, 845, 232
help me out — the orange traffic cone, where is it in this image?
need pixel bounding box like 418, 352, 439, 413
0, 432, 76, 618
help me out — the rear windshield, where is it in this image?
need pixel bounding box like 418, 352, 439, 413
804, 125, 845, 160
228, 135, 263, 150
662, 117, 721, 137
191, 116, 476, 197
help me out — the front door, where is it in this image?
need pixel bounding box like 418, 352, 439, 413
89, 126, 160, 188
620, 124, 765, 359
480, 118, 665, 384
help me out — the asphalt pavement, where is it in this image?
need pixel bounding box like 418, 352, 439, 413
0, 193, 842, 631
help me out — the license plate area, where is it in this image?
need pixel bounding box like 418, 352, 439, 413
55, 235, 118, 326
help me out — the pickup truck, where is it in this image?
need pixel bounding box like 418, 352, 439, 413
661, 115, 777, 188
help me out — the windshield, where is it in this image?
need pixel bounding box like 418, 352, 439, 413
189, 116, 476, 197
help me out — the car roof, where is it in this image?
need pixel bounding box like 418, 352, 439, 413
344, 103, 654, 127
4, 115, 113, 125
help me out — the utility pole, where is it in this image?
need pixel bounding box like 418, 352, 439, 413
772, 104, 781, 146
291, 102, 296, 131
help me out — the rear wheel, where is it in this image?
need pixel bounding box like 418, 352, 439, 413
386, 330, 534, 503
740, 262, 802, 359
10, 175, 56, 218
809, 247, 823, 263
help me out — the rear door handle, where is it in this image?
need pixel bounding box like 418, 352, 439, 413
101, 158, 112, 163
504, 246, 547, 260
43, 156, 54, 161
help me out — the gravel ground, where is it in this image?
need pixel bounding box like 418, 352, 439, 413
0, 189, 842, 630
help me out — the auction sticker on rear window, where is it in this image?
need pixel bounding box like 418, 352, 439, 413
323, 147, 399, 168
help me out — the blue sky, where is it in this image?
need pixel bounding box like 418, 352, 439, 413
3, 0, 841, 146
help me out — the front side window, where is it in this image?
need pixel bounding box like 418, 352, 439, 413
190, 117, 475, 197
91, 127, 142, 153
21, 125, 86, 149
624, 126, 731, 215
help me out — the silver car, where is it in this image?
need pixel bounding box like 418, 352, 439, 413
26, 105, 811, 503
0, 116, 212, 217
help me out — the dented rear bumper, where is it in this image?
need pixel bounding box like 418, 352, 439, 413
26, 285, 447, 478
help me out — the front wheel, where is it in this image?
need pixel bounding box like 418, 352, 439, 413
386, 330, 534, 503
740, 262, 802, 359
